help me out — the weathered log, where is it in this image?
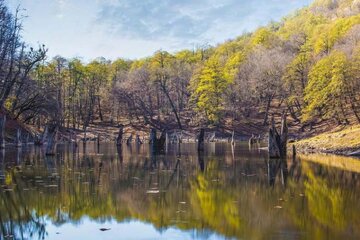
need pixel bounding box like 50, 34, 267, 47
116, 125, 123, 145
46, 124, 58, 156
197, 128, 205, 152
15, 128, 22, 148
0, 115, 6, 149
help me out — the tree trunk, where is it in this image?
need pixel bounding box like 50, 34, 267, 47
268, 114, 288, 158
349, 97, 360, 123
41, 125, 48, 144
126, 134, 133, 145
197, 128, 205, 152
0, 115, 6, 149
149, 128, 157, 145
15, 128, 21, 148
46, 124, 58, 156
231, 131, 235, 146
160, 83, 182, 129
263, 96, 272, 126
98, 96, 103, 122
116, 125, 123, 145
136, 134, 143, 145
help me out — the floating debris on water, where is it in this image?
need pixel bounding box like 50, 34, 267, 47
146, 190, 160, 194
99, 228, 111, 231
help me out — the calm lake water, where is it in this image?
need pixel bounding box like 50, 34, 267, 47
0, 142, 360, 240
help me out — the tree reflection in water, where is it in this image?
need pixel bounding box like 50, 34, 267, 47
0, 142, 359, 240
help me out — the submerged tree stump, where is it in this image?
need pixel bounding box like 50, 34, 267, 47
46, 124, 58, 156
197, 128, 205, 152
73, 131, 78, 148
158, 131, 166, 148
136, 134, 143, 145
116, 125, 123, 145
149, 128, 156, 144
126, 134, 133, 145
149, 128, 166, 154
0, 115, 5, 149
268, 113, 288, 158
208, 132, 215, 142
35, 125, 48, 146
231, 131, 235, 146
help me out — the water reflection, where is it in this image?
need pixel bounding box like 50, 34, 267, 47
0, 143, 360, 240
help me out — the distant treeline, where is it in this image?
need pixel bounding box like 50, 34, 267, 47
1, 0, 360, 132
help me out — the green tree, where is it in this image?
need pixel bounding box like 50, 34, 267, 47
303, 50, 349, 123
191, 57, 229, 123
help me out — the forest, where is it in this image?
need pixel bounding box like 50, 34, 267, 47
1, 0, 360, 141
2, 0, 360, 239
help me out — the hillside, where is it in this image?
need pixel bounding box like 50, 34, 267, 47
0, 0, 360, 150
295, 124, 360, 155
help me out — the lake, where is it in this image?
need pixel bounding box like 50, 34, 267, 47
0, 142, 360, 240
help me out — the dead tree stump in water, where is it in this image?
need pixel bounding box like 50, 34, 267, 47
136, 134, 143, 145
35, 125, 48, 146
149, 128, 166, 154
197, 128, 205, 152
268, 113, 288, 158
158, 131, 166, 149
126, 134, 133, 145
249, 134, 255, 147
231, 131, 235, 146
116, 125, 123, 145
73, 131, 78, 148
16, 128, 22, 148
149, 128, 156, 144
46, 124, 58, 156
0, 115, 5, 149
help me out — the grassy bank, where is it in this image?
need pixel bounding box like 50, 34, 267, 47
295, 125, 360, 156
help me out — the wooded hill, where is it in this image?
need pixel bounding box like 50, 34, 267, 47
2, 0, 360, 138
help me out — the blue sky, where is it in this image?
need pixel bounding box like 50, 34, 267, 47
6, 0, 312, 60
